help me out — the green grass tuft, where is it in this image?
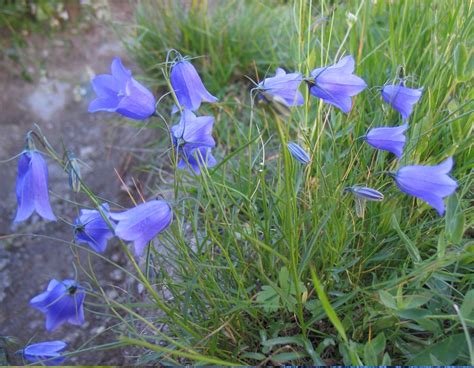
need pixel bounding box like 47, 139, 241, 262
101, 0, 474, 365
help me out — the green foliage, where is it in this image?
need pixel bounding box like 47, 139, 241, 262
127, 0, 295, 91
0, 0, 93, 80
256, 266, 308, 313
79, 0, 474, 365
0, 0, 73, 41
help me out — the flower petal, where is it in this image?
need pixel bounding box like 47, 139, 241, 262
91, 75, 121, 97
110, 57, 132, 84
75, 206, 114, 253
259, 69, 304, 106
30, 280, 85, 332
382, 84, 423, 120
110, 200, 173, 256
182, 147, 217, 174
116, 78, 156, 120
310, 85, 353, 113
14, 153, 35, 222
174, 110, 215, 148
88, 96, 120, 113
366, 123, 408, 158
170, 60, 218, 111
30, 152, 56, 221
395, 157, 458, 215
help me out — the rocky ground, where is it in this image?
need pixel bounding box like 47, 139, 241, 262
0, 1, 161, 365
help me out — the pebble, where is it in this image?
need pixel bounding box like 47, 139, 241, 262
110, 269, 123, 281
91, 326, 106, 335
106, 289, 118, 300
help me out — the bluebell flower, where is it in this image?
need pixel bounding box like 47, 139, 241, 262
287, 142, 310, 164
109, 200, 173, 256
365, 123, 408, 158
309, 55, 367, 113
170, 59, 218, 112
89, 57, 156, 120
171, 110, 217, 174
394, 157, 458, 215
14, 150, 56, 222
382, 82, 423, 120
257, 68, 304, 107
74, 203, 115, 253
30, 279, 85, 332
23, 341, 67, 365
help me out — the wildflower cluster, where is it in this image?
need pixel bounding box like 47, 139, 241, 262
9, 51, 458, 364
10, 54, 221, 364
256, 55, 457, 216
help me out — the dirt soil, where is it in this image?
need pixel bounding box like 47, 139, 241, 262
0, 1, 158, 365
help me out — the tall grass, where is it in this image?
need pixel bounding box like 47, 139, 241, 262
31, 0, 472, 365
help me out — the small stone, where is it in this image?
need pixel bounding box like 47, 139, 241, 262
29, 319, 42, 330
79, 146, 95, 159
106, 289, 118, 300
110, 269, 123, 281
91, 326, 106, 335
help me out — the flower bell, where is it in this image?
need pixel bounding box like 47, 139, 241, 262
89, 57, 156, 120
308, 55, 367, 113
170, 59, 218, 112
257, 68, 304, 107
171, 110, 217, 174
365, 123, 408, 158
394, 157, 458, 215
109, 200, 173, 256
22, 341, 67, 365
74, 203, 115, 253
14, 143, 56, 223
382, 82, 423, 120
30, 279, 86, 332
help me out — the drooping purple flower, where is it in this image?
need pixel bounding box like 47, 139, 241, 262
171, 110, 217, 174
14, 150, 56, 222
394, 157, 458, 215
365, 123, 408, 158
74, 203, 114, 253
109, 200, 173, 256
309, 55, 367, 113
23, 341, 67, 365
287, 142, 310, 164
170, 59, 218, 112
89, 57, 156, 120
30, 279, 85, 332
257, 68, 304, 107
382, 83, 423, 120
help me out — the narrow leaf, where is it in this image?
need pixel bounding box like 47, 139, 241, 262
391, 214, 421, 263
310, 266, 348, 342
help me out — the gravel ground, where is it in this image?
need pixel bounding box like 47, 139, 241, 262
0, 1, 158, 365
